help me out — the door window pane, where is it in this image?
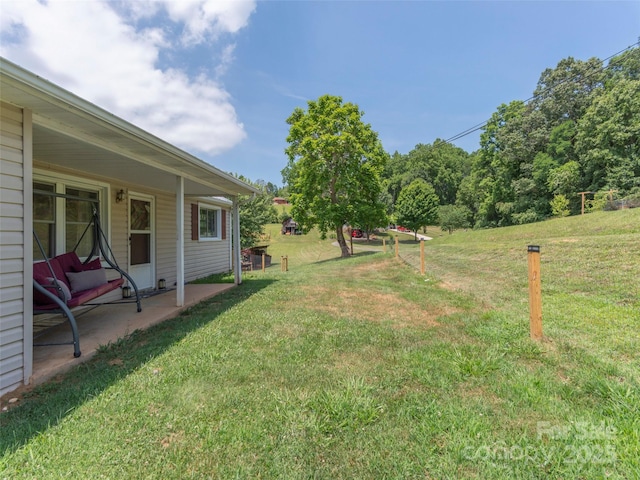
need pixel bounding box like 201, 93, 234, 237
131, 199, 150, 231
130, 233, 151, 265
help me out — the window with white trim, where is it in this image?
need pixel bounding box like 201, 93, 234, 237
199, 204, 221, 240
33, 173, 108, 261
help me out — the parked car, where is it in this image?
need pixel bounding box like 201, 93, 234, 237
397, 226, 410, 232
351, 229, 363, 238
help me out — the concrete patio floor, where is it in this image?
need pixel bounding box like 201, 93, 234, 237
30, 283, 235, 387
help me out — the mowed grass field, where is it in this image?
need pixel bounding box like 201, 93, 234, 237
1, 209, 638, 478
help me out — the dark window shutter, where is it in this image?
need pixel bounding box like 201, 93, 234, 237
191, 204, 199, 240
221, 210, 227, 240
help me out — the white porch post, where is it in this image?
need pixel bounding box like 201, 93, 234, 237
23, 108, 34, 385
233, 196, 242, 285
176, 176, 185, 306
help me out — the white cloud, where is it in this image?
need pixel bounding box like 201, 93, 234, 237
0, 0, 256, 156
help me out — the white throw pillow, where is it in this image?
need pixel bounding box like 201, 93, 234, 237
65, 268, 108, 293
45, 277, 72, 302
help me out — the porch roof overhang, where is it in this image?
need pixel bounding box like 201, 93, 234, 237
0, 57, 259, 197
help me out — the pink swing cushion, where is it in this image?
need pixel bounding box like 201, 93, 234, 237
33, 252, 123, 309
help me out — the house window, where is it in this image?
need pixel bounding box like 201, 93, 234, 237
33, 182, 56, 259
199, 205, 220, 240
33, 174, 107, 261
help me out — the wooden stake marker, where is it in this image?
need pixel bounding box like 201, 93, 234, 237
262, 253, 266, 272
395, 236, 399, 258
420, 240, 425, 275
527, 245, 542, 340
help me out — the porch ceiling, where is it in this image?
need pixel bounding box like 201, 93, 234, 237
1, 58, 258, 197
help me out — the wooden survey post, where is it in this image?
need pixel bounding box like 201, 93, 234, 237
577, 191, 593, 215
420, 240, 425, 275
527, 245, 542, 340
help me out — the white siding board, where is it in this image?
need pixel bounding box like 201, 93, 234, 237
0, 202, 23, 218
0, 118, 22, 137
0, 299, 23, 317
0, 326, 23, 344
156, 192, 177, 288
0, 231, 23, 245
1, 153, 25, 171
0, 271, 23, 289
0, 340, 21, 361
0, 258, 23, 274
0, 131, 22, 151
0, 245, 23, 260
0, 103, 22, 122
0, 101, 25, 396
0, 284, 22, 305
0, 368, 23, 397
0, 187, 23, 204
0, 174, 24, 191
0, 312, 22, 331
0, 217, 22, 232
0, 353, 23, 376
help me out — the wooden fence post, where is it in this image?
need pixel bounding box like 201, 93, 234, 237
262, 253, 266, 272
528, 245, 542, 340
383, 238, 386, 253
420, 240, 425, 275
395, 236, 399, 258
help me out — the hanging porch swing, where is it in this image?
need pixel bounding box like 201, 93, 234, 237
32, 190, 141, 358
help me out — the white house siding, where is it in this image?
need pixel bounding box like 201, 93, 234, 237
0, 101, 27, 396
155, 191, 177, 289
184, 200, 231, 283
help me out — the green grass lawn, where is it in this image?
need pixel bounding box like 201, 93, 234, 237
1, 210, 638, 478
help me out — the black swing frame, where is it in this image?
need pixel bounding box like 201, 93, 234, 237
33, 190, 141, 357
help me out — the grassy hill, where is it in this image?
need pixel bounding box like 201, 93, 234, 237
2, 209, 638, 478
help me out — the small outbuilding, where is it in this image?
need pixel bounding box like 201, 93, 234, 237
281, 218, 301, 235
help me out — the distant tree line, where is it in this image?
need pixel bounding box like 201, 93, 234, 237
254, 47, 639, 249
383, 46, 639, 230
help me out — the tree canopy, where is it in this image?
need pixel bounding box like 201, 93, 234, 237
455, 46, 640, 227
395, 179, 440, 240
233, 175, 278, 249
282, 94, 388, 257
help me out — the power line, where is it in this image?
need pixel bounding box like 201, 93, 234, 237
442, 40, 640, 147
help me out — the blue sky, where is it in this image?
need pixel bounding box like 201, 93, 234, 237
2, 1, 639, 186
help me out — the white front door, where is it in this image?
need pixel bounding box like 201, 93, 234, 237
128, 193, 155, 290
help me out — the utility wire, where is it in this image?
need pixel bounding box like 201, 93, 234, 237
442, 40, 640, 146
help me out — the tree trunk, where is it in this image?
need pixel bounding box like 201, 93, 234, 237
336, 226, 351, 257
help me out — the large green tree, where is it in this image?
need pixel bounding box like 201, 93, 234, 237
234, 176, 278, 248
383, 141, 470, 206
283, 95, 388, 257
575, 77, 640, 194
395, 179, 440, 240
439, 204, 471, 234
